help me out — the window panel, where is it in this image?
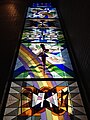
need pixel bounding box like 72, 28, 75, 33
32, 3, 52, 8
26, 8, 58, 19
13, 42, 74, 79
4, 81, 88, 120
3, 2, 88, 120
21, 28, 64, 43
24, 19, 61, 28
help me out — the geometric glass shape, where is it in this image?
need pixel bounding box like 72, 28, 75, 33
21, 28, 64, 43
13, 42, 74, 79
24, 19, 61, 28
4, 81, 88, 120
26, 8, 58, 19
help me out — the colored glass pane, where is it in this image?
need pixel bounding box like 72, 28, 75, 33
24, 19, 61, 28
33, 3, 52, 8
21, 28, 64, 43
14, 42, 74, 78
26, 8, 58, 19
4, 81, 88, 120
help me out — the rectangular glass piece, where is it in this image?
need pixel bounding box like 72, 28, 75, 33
32, 3, 52, 8
26, 7, 58, 18
24, 19, 61, 28
21, 28, 64, 43
13, 42, 74, 79
4, 81, 88, 120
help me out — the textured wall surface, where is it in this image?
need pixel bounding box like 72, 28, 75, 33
0, 2, 28, 116
57, 0, 90, 99
57, 0, 90, 118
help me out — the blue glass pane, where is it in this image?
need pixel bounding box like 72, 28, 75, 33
33, 3, 52, 8
26, 7, 58, 18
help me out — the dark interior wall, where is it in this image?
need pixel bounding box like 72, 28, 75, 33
57, 0, 90, 115
57, 0, 90, 99
0, 1, 29, 114
0, 0, 90, 118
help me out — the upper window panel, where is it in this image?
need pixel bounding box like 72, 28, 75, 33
24, 19, 60, 28
32, 3, 52, 7
26, 8, 58, 19
13, 3, 75, 79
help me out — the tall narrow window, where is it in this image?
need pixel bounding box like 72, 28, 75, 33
3, 3, 88, 120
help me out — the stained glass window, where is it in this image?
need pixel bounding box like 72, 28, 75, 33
13, 2, 74, 79
3, 2, 88, 120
